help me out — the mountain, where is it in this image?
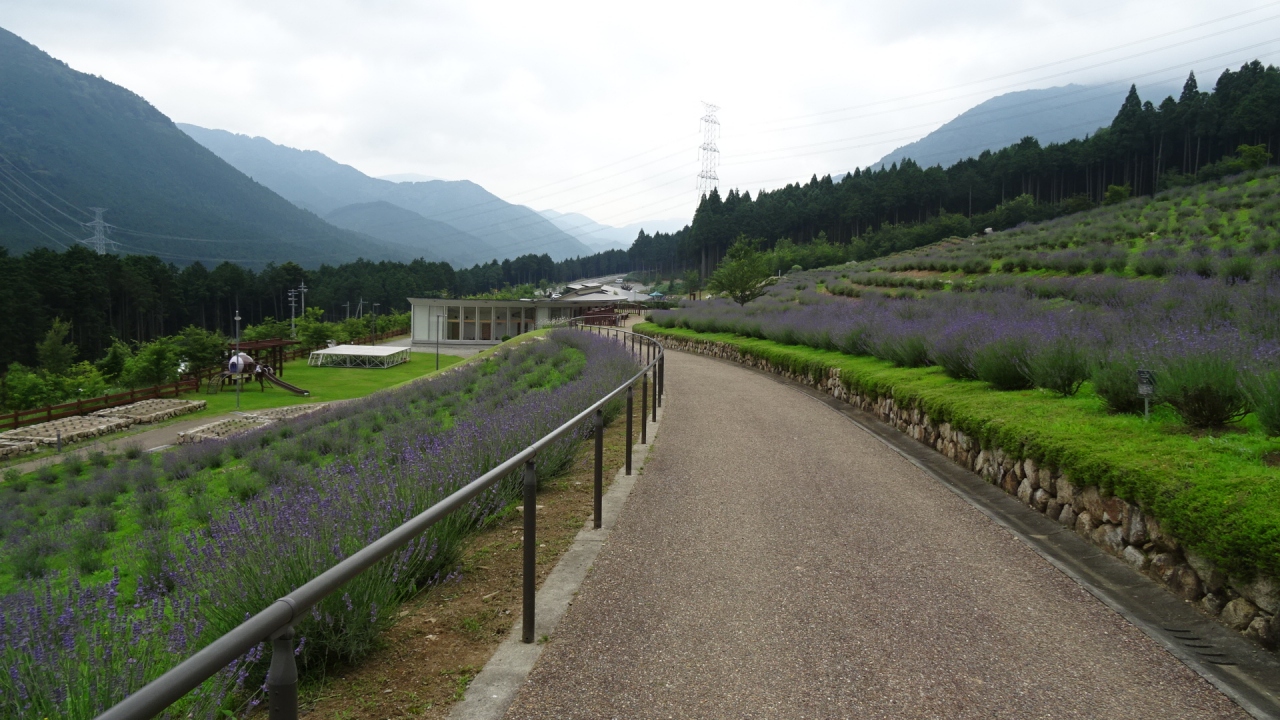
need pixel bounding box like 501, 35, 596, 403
539, 209, 688, 252
874, 81, 1181, 170
324, 201, 504, 267
379, 173, 441, 183
179, 124, 594, 262
0, 27, 403, 267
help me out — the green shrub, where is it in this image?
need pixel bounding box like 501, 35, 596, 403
1028, 340, 1091, 396
1092, 358, 1145, 414
11, 533, 56, 579
122, 443, 143, 460
1157, 355, 1249, 428
1223, 255, 1254, 284
35, 467, 57, 485
1242, 370, 1280, 436
974, 339, 1034, 390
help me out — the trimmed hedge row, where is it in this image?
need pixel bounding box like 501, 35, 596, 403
638, 323, 1280, 582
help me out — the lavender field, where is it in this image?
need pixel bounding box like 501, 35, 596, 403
0, 330, 638, 718
657, 171, 1280, 433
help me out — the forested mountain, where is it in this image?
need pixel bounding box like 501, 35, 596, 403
538, 210, 632, 251
0, 27, 403, 268
874, 81, 1178, 171
631, 61, 1280, 277
324, 201, 500, 267
179, 124, 594, 262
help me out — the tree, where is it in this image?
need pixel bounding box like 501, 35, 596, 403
36, 319, 77, 376
174, 325, 229, 375
120, 338, 182, 387
706, 237, 778, 306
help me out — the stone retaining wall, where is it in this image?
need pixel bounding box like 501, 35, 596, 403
652, 332, 1279, 652
176, 404, 329, 444
93, 398, 207, 424
0, 415, 135, 447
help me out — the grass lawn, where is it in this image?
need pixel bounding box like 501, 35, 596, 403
192, 352, 465, 415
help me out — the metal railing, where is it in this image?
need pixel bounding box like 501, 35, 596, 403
95, 323, 663, 720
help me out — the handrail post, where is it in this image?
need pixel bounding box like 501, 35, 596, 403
267, 626, 298, 720
658, 355, 665, 406
625, 386, 633, 476
641, 372, 648, 445
651, 365, 658, 422
522, 459, 537, 643
593, 408, 604, 529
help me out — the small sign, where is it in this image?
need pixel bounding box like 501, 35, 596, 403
1136, 369, 1156, 397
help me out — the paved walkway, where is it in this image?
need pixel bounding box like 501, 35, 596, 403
504, 350, 1246, 719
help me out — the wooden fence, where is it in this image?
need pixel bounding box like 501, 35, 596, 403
0, 378, 201, 431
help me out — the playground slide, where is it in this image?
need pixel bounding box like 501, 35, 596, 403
262, 371, 310, 396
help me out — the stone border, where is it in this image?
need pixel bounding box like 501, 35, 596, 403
0, 415, 135, 446
175, 404, 330, 444
176, 417, 270, 444
649, 332, 1279, 655
92, 398, 207, 424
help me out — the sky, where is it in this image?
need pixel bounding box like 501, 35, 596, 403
3, 0, 1280, 229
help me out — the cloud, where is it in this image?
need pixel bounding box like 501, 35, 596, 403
2, 0, 1277, 227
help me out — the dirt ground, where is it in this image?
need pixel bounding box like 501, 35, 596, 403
299, 398, 646, 719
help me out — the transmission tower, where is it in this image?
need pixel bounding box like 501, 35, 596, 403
80, 207, 118, 254
697, 102, 720, 198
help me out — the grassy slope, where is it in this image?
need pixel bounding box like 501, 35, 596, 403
640, 323, 1280, 580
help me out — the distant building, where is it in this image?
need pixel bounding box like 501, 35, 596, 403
409, 283, 636, 346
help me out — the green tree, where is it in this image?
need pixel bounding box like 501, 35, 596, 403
1237, 143, 1273, 170
95, 340, 133, 383
1103, 184, 1132, 205
121, 338, 181, 387
174, 325, 228, 375
36, 319, 77, 376
706, 237, 778, 306
296, 307, 333, 349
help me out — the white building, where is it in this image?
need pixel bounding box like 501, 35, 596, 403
409, 283, 636, 346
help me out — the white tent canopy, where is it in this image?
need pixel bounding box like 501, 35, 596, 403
308, 344, 410, 369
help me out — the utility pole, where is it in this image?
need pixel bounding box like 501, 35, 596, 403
298, 281, 308, 314
80, 208, 119, 254
371, 302, 380, 344
342, 301, 350, 320
234, 302, 242, 411
288, 289, 298, 337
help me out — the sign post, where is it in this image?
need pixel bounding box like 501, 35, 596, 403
1137, 369, 1156, 422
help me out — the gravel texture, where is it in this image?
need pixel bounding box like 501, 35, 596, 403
503, 350, 1246, 719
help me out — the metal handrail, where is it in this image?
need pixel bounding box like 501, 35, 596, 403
96, 323, 664, 720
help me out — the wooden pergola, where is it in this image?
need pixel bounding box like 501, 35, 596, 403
229, 338, 300, 378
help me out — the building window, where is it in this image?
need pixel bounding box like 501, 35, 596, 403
495, 307, 508, 338
463, 306, 477, 340
447, 306, 460, 340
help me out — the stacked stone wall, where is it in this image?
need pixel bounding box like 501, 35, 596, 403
653, 332, 1279, 652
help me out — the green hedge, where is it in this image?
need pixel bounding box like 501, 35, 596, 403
639, 323, 1280, 581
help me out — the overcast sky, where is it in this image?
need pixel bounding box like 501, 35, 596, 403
3, 0, 1280, 228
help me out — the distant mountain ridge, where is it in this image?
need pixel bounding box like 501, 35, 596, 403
323, 201, 506, 267
0, 26, 404, 267
873, 81, 1181, 170
179, 125, 594, 263
539, 209, 687, 251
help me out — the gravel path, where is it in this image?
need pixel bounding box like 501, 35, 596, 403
504, 350, 1246, 719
